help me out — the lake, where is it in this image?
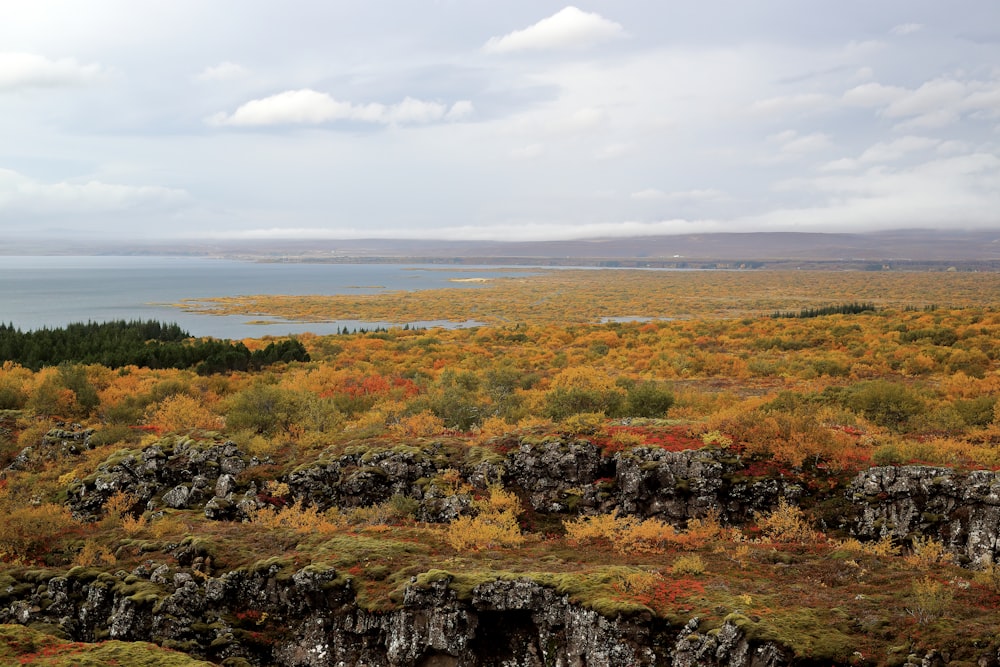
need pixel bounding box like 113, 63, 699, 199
0, 256, 536, 339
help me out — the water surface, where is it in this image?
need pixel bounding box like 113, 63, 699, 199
0, 256, 531, 338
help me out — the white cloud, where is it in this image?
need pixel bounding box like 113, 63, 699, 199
630, 188, 667, 200
759, 130, 833, 165
201, 218, 727, 242
844, 76, 1000, 129
564, 107, 608, 132
842, 82, 906, 107
632, 188, 726, 202
892, 110, 959, 131
820, 158, 860, 171
208, 89, 472, 127
750, 93, 833, 115
891, 23, 923, 36
510, 144, 543, 160
0, 168, 189, 214
858, 135, 939, 163
195, 61, 248, 83
595, 142, 631, 159
883, 78, 968, 119
770, 130, 833, 154
754, 153, 1000, 230
445, 100, 474, 121
0, 52, 103, 90
483, 6, 626, 54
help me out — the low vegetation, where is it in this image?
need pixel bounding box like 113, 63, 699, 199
1, 269, 1000, 664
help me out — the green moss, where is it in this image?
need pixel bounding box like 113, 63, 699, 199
407, 566, 653, 617
309, 534, 427, 568
0, 623, 215, 666
729, 606, 857, 661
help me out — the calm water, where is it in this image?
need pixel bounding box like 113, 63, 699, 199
0, 256, 532, 338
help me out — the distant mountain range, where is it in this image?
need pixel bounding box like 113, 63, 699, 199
7, 229, 1000, 268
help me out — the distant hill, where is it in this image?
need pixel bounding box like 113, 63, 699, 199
6, 229, 1000, 267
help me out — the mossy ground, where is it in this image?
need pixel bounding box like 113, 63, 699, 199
0, 623, 216, 666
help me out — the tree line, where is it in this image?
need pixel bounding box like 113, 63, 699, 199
771, 302, 877, 319
0, 320, 308, 373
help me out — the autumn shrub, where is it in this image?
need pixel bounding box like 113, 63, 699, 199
16, 418, 55, 451
973, 558, 1000, 593
836, 535, 900, 558
676, 512, 725, 549
347, 495, 419, 526
545, 387, 624, 420
953, 395, 996, 428
0, 379, 27, 409
906, 536, 954, 567
146, 393, 221, 433
101, 490, 143, 529
622, 381, 674, 418
564, 512, 709, 554
228, 429, 282, 459
909, 576, 953, 624
0, 502, 78, 563
563, 512, 626, 545
224, 384, 301, 436
474, 416, 513, 443
561, 412, 605, 435
671, 554, 706, 575
249, 498, 346, 535
390, 410, 446, 437
845, 380, 925, 432
608, 430, 645, 450
446, 485, 524, 551
755, 499, 818, 543
614, 517, 679, 554
612, 569, 664, 596
72, 540, 117, 567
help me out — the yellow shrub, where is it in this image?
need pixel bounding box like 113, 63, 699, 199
615, 517, 678, 554
671, 554, 706, 575
101, 491, 140, 529
676, 512, 725, 550
564, 513, 628, 544
910, 576, 952, 624
72, 541, 116, 567
755, 498, 817, 543
121, 514, 149, 535
476, 416, 512, 441
249, 499, 345, 535
563, 512, 680, 554
609, 431, 645, 449
446, 512, 525, 551
906, 536, 954, 567
149, 515, 186, 539
16, 418, 55, 450
446, 485, 524, 551
390, 410, 446, 437
146, 394, 222, 433
613, 570, 663, 595
0, 503, 77, 563
561, 412, 605, 434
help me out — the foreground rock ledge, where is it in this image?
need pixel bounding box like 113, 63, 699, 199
0, 563, 803, 667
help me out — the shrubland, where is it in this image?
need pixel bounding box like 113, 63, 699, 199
1, 269, 1000, 664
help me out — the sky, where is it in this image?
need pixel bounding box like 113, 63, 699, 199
1, 1, 999, 243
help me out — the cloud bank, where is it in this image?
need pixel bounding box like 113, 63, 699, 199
483, 7, 626, 53
208, 89, 473, 127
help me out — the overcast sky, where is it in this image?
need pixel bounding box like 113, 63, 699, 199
2, 1, 999, 242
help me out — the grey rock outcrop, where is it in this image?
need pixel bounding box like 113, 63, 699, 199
0, 564, 805, 667
848, 465, 1000, 564
66, 437, 263, 521
5, 425, 95, 471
